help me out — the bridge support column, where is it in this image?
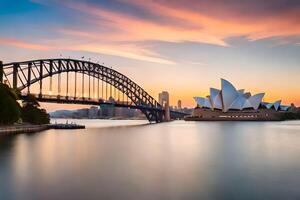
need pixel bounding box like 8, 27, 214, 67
164, 103, 171, 121
39, 61, 43, 98
57, 60, 61, 99
49, 60, 53, 95
13, 63, 19, 89
0, 61, 3, 83
66, 61, 69, 100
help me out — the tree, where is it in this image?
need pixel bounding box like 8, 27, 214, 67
21, 94, 50, 124
0, 83, 21, 125
0, 65, 3, 83
22, 93, 40, 107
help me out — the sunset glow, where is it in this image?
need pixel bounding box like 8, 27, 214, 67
1, 0, 300, 109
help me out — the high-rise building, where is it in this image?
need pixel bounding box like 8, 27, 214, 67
177, 100, 182, 109
158, 91, 169, 106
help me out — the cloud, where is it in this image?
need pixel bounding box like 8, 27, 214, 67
0, 37, 50, 50
48, 0, 300, 50
60, 1, 228, 46
8, 0, 300, 64
67, 43, 176, 65
117, 0, 300, 42
0, 35, 175, 65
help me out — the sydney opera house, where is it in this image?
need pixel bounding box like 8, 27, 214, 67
186, 79, 290, 121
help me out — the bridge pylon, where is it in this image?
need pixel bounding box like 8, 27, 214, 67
163, 102, 171, 121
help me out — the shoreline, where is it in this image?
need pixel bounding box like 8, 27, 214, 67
184, 116, 283, 121
0, 124, 49, 136
51, 117, 147, 120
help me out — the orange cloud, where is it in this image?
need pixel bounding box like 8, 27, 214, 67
32, 0, 300, 46
118, 0, 300, 42
0, 34, 175, 65
24, 0, 300, 65
62, 1, 228, 46
0, 37, 50, 50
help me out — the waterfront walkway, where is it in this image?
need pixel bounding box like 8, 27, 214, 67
0, 124, 48, 136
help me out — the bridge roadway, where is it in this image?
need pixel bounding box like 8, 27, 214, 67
21, 94, 188, 120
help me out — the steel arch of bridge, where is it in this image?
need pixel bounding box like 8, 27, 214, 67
0, 59, 164, 122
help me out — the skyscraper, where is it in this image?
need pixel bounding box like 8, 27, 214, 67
177, 100, 182, 110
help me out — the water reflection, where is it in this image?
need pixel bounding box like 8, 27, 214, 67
0, 120, 300, 199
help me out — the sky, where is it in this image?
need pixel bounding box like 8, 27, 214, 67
0, 0, 300, 110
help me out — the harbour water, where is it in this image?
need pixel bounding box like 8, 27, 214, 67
0, 119, 300, 200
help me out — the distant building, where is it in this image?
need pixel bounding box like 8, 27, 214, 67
289, 103, 299, 113
100, 104, 115, 118
158, 91, 169, 107
50, 106, 147, 119
114, 107, 124, 117
75, 108, 89, 118
177, 100, 182, 109
88, 106, 99, 119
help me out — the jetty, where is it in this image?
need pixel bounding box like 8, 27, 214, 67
48, 123, 85, 129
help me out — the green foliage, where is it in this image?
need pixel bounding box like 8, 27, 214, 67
0, 65, 3, 83
22, 94, 40, 107
0, 83, 21, 125
21, 105, 50, 124
0, 85, 50, 125
21, 94, 50, 124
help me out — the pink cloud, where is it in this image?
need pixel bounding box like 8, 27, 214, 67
67, 43, 176, 65
0, 37, 50, 50
117, 0, 300, 42
5, 0, 300, 65
62, 1, 228, 46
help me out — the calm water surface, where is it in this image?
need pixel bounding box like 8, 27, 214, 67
0, 120, 300, 200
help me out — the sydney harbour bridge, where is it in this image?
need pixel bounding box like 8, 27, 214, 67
0, 58, 188, 123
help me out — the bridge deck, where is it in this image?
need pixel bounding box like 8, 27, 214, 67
20, 94, 188, 118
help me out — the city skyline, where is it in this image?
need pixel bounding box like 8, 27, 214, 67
1, 0, 300, 110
